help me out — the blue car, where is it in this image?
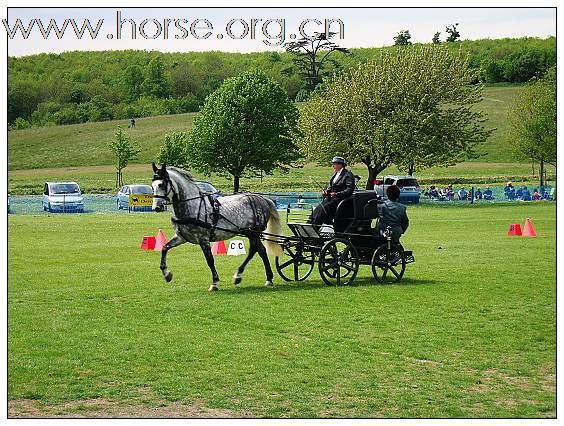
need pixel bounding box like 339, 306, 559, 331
116, 184, 153, 210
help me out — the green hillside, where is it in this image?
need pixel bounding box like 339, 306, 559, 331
8, 85, 522, 172
8, 113, 196, 170
8, 37, 555, 127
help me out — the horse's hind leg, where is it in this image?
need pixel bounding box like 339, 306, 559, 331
160, 234, 186, 282
233, 239, 258, 285
200, 241, 220, 291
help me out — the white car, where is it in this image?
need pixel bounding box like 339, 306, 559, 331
42, 182, 84, 213
373, 175, 421, 204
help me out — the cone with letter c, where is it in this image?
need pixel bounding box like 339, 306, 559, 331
522, 218, 537, 237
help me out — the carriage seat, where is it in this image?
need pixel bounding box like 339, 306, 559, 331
334, 191, 381, 233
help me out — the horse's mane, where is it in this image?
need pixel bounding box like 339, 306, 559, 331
168, 166, 194, 182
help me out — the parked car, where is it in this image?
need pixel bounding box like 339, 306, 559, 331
373, 175, 421, 204
116, 184, 153, 210
42, 182, 84, 213
195, 180, 222, 199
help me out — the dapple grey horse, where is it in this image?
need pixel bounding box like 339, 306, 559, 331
151, 163, 283, 291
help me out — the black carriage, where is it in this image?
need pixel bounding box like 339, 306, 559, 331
274, 191, 415, 286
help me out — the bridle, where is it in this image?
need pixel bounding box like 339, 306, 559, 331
152, 173, 215, 205
152, 174, 175, 204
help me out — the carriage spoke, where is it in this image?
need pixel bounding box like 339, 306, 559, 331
293, 262, 299, 280
321, 262, 337, 273
390, 265, 400, 279
278, 258, 294, 269
381, 267, 388, 281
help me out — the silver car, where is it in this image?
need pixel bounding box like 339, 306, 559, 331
116, 184, 153, 210
195, 180, 222, 199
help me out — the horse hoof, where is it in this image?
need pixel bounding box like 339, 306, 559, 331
208, 284, 219, 292
233, 273, 242, 285
164, 272, 173, 282
264, 281, 273, 287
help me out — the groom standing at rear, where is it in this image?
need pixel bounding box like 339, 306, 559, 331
309, 156, 356, 225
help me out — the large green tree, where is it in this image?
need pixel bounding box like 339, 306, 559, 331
509, 66, 556, 187
187, 69, 300, 192
296, 46, 494, 188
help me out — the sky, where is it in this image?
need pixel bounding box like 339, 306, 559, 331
2, 7, 557, 57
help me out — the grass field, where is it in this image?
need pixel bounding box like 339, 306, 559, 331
8, 203, 556, 418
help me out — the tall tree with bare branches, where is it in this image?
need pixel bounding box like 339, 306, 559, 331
284, 32, 349, 92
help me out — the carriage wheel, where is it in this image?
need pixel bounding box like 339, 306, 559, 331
275, 244, 315, 282
371, 243, 406, 283
318, 238, 359, 286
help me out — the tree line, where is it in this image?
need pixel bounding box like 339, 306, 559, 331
8, 36, 555, 129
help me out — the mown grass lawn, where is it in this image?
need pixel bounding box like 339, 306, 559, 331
8, 202, 555, 418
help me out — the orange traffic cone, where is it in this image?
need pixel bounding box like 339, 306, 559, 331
154, 229, 168, 251
507, 223, 522, 236
522, 218, 537, 237
211, 241, 227, 255
140, 236, 156, 250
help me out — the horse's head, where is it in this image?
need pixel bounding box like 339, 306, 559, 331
151, 163, 173, 212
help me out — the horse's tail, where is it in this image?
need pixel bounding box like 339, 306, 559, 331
264, 199, 284, 257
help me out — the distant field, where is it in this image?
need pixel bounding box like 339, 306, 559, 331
9, 85, 521, 172
8, 203, 556, 417
7, 162, 556, 196
8, 84, 556, 196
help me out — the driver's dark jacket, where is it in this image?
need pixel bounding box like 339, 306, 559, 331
326, 168, 356, 200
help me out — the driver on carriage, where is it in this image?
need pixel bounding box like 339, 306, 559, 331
309, 156, 356, 225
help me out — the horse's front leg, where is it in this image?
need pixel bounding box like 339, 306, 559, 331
160, 234, 186, 282
232, 238, 258, 286
200, 241, 220, 291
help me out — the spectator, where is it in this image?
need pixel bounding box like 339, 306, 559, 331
521, 186, 531, 201
516, 186, 524, 200
504, 182, 515, 200
457, 187, 467, 201
532, 189, 541, 201
425, 185, 440, 199
483, 187, 494, 200
443, 184, 454, 200
474, 188, 483, 200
